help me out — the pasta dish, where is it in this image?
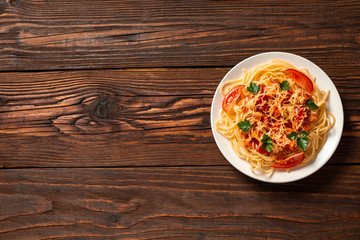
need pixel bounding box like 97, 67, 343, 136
215, 60, 334, 174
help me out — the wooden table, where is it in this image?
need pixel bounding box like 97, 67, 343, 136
0, 0, 359, 239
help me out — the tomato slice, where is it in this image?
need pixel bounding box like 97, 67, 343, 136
272, 152, 305, 168
246, 138, 268, 154
285, 69, 313, 93
222, 85, 244, 112
258, 145, 268, 154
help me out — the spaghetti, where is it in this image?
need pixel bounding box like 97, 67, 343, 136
215, 60, 334, 174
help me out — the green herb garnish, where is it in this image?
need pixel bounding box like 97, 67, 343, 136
288, 131, 298, 140
247, 82, 260, 95
297, 137, 309, 151
237, 119, 253, 133
288, 130, 309, 151
306, 99, 319, 110
279, 80, 290, 91
261, 134, 274, 152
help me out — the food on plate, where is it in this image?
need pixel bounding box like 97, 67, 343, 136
215, 60, 335, 174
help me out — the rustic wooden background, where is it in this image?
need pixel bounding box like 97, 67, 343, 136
0, 0, 359, 239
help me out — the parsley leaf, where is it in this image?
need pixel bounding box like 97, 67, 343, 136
297, 137, 309, 151
287, 130, 309, 151
261, 134, 274, 152
288, 131, 298, 140
306, 99, 319, 110
247, 82, 260, 95
279, 80, 290, 91
237, 120, 252, 132
300, 130, 309, 137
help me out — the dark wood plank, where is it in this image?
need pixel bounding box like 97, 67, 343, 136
0, 68, 222, 167
0, 0, 358, 71
0, 68, 358, 168
0, 166, 359, 239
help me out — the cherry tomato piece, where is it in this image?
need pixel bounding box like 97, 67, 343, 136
258, 145, 268, 154
285, 69, 314, 93
247, 138, 268, 154
272, 152, 305, 168
222, 85, 244, 112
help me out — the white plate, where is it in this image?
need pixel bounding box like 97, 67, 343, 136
210, 52, 344, 183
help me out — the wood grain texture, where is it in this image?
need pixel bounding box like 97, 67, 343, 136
0, 68, 358, 168
0, 1, 358, 239
0, 68, 221, 167
0, 166, 359, 239
0, 0, 358, 71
